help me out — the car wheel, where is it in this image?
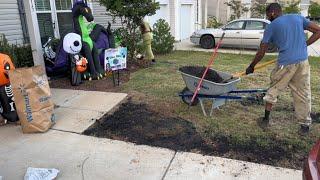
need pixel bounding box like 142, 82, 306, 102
200, 35, 215, 49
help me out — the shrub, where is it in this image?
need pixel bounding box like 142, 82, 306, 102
207, 16, 223, 28
0, 35, 33, 68
309, 2, 320, 18
152, 19, 175, 54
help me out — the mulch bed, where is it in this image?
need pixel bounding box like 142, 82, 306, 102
48, 61, 140, 91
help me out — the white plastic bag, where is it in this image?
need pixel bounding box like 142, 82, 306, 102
24, 167, 59, 180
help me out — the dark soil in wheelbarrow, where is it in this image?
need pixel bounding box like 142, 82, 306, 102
83, 100, 305, 169
179, 66, 224, 83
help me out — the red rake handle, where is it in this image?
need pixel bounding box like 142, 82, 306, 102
190, 33, 225, 105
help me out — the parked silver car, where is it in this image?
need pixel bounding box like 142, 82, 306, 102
190, 18, 276, 52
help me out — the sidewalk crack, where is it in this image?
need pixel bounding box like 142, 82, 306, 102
161, 151, 177, 180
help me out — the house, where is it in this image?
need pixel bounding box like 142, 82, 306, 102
0, 0, 202, 66
202, 0, 315, 26
146, 0, 202, 41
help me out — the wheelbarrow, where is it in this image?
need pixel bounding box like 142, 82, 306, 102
178, 67, 267, 116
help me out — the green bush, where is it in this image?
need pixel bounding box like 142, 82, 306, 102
309, 2, 320, 18
152, 19, 175, 54
0, 35, 33, 68
207, 16, 223, 28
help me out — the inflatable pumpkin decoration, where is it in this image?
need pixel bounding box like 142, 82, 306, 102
0, 53, 15, 86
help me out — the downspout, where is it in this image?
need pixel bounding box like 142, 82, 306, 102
197, 0, 199, 30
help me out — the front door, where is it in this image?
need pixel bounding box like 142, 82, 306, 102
34, 0, 73, 44
180, 4, 193, 40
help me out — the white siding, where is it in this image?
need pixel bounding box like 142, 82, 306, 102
207, 0, 229, 24
0, 0, 24, 44
92, 1, 122, 29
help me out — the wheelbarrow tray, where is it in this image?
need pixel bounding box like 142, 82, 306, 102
179, 69, 241, 95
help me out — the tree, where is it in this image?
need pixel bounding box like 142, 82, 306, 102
283, 1, 301, 14
308, 1, 320, 18
207, 16, 223, 28
250, 1, 267, 18
225, 0, 249, 21
99, 0, 160, 61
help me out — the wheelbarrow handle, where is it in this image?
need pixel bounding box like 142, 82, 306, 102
233, 59, 276, 78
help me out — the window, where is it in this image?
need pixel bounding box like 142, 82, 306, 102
224, 21, 245, 30
245, 21, 265, 30
55, 0, 72, 10
35, 0, 51, 11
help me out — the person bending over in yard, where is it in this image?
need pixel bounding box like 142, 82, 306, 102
139, 19, 155, 65
245, 3, 320, 134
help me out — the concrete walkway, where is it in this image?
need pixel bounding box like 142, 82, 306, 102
175, 39, 320, 57
0, 89, 302, 179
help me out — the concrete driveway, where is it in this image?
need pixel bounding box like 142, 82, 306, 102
175, 39, 320, 57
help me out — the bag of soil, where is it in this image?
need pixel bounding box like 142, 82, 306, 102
9, 66, 55, 133
0, 84, 19, 122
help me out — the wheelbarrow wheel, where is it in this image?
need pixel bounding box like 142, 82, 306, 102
181, 87, 199, 106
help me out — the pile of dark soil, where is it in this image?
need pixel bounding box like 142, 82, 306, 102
84, 101, 305, 169
179, 66, 224, 83
84, 101, 214, 153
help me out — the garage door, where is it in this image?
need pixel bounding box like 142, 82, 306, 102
180, 4, 193, 40
148, 4, 169, 27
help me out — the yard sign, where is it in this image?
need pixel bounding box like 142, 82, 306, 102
104, 47, 127, 71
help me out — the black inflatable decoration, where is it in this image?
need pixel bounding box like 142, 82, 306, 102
0, 84, 19, 122
72, 0, 105, 80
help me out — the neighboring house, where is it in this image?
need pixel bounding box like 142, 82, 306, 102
146, 0, 202, 41
203, 0, 313, 26
202, 0, 251, 25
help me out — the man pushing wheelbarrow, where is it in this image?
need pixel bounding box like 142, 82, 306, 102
245, 3, 320, 134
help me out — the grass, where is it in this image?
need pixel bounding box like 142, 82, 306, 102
121, 51, 320, 169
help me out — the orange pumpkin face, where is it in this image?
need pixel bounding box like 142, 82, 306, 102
0, 53, 15, 86
76, 57, 88, 73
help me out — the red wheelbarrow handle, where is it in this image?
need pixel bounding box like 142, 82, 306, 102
190, 33, 226, 105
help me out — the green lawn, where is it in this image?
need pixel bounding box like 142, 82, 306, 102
121, 50, 320, 168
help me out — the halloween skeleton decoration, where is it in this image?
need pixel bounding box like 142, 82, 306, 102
0, 84, 19, 122
0, 53, 15, 86
63, 33, 88, 86
0, 53, 18, 122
